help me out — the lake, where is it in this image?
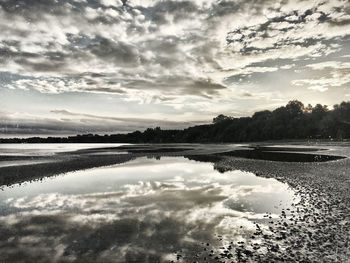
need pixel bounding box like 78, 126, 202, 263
0, 144, 299, 262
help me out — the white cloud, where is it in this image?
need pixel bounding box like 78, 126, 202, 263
100, 0, 123, 7
291, 59, 350, 92
305, 61, 350, 70
280, 64, 296, 69
308, 86, 329, 92
0, 0, 348, 100
292, 70, 350, 91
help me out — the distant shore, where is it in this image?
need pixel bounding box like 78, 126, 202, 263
1, 101, 350, 144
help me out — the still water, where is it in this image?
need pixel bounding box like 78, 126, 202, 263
0, 143, 127, 156
0, 156, 297, 262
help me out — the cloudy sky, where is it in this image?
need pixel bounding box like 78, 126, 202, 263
0, 0, 349, 137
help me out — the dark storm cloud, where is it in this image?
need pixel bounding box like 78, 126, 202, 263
88, 36, 140, 67
116, 76, 227, 98
0, 0, 97, 16
138, 0, 199, 24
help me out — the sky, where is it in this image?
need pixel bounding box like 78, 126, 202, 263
0, 0, 349, 137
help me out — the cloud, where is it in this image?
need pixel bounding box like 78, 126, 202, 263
0, 0, 349, 100
0, 0, 349, 136
308, 86, 329, 92
292, 60, 350, 92
88, 36, 140, 67
0, 109, 206, 136
225, 3, 349, 55
292, 72, 350, 91
0, 0, 231, 98
305, 61, 350, 70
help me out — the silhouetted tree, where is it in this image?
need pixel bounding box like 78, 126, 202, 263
1, 100, 349, 143
213, 114, 230, 124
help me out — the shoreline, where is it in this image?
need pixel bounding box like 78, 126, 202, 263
0, 143, 347, 187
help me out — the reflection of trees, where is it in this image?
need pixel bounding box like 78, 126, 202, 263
185, 155, 232, 173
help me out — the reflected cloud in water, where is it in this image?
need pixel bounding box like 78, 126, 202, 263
0, 157, 298, 262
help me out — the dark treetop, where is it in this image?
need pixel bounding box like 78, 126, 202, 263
1, 100, 349, 143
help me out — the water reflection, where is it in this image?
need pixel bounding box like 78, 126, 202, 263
0, 157, 297, 262
0, 143, 127, 156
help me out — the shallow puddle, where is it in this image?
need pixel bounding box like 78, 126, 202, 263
0, 156, 297, 262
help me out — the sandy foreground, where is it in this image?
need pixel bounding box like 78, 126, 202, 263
0, 142, 349, 262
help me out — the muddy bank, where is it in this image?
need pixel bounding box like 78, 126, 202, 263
186, 151, 350, 262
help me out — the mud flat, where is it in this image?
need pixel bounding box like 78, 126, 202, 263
187, 143, 350, 262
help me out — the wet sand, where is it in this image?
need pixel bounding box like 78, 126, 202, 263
186, 143, 350, 262
190, 155, 350, 262
0, 142, 349, 262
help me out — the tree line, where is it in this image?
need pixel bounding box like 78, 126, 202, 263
1, 100, 349, 143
